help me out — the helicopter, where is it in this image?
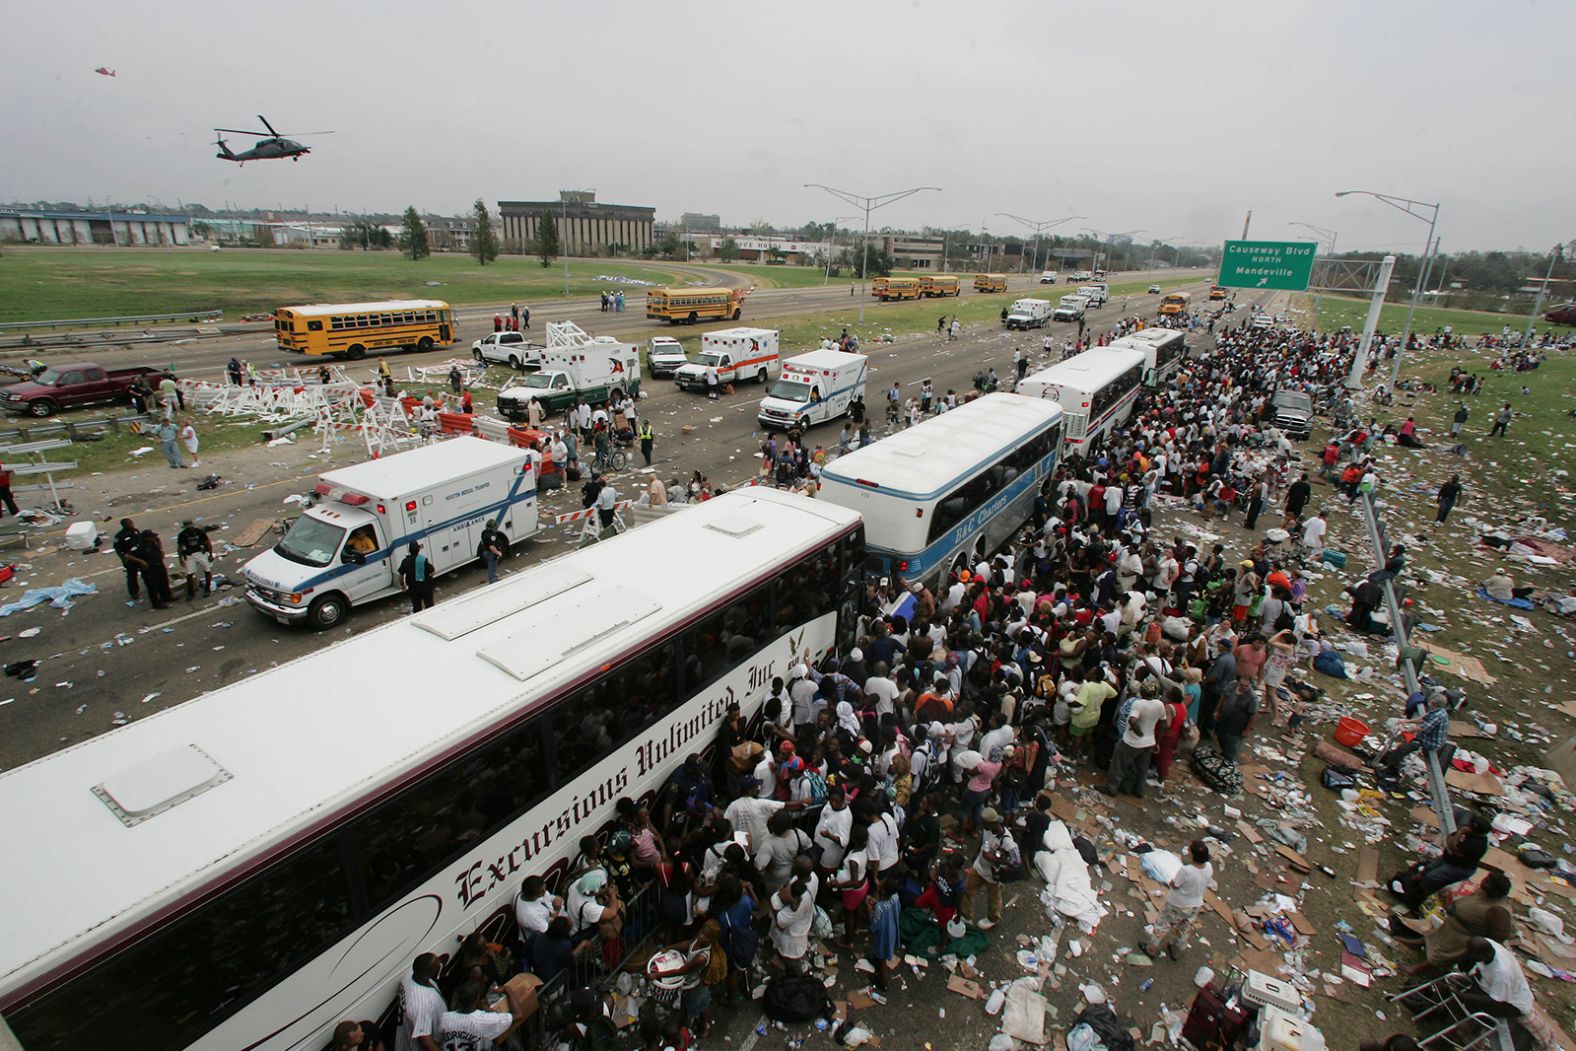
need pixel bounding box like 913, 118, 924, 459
213, 115, 333, 164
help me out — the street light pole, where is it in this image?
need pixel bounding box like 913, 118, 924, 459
821, 215, 858, 286
805, 183, 941, 324
1335, 189, 1439, 390
996, 213, 1085, 281
1289, 221, 1338, 324
1521, 246, 1562, 350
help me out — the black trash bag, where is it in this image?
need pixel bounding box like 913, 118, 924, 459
1074, 1003, 1134, 1051
762, 975, 832, 1023
1321, 767, 1358, 790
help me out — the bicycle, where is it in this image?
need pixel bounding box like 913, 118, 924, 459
593, 448, 629, 473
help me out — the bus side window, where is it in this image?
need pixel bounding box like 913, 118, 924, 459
308, 320, 324, 332
8, 835, 356, 1050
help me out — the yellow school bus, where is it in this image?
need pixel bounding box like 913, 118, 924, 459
919, 274, 961, 298
1209, 285, 1228, 300
646, 287, 747, 324
273, 299, 455, 360
974, 272, 1009, 293
871, 276, 923, 301
1160, 291, 1193, 315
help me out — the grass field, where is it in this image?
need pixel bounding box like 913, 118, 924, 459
1293, 292, 1575, 340
0, 249, 738, 324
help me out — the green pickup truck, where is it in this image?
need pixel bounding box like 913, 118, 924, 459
495, 348, 641, 420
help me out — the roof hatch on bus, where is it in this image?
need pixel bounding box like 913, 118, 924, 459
478, 589, 662, 682
91, 744, 233, 828
413, 564, 596, 641
704, 514, 765, 540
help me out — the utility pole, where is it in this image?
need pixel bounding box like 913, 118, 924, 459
1520, 246, 1561, 350
804, 183, 941, 324
1241, 211, 1252, 239
1347, 256, 1396, 388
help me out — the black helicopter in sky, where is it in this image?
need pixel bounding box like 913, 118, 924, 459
214, 115, 333, 164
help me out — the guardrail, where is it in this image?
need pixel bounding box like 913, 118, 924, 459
0, 412, 150, 444
0, 310, 223, 332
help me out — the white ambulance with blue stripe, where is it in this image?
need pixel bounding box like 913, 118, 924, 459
756, 349, 868, 431
243, 437, 538, 630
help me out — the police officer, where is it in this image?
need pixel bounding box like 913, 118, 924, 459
476, 520, 508, 584
638, 419, 655, 467
113, 518, 142, 601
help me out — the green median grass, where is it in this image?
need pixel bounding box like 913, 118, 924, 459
0, 248, 725, 324
1293, 292, 1575, 341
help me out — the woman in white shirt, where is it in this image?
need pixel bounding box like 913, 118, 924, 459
1144, 840, 1214, 960
771, 878, 815, 974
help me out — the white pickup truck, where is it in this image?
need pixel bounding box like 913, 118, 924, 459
647, 337, 689, 378
472, 331, 543, 370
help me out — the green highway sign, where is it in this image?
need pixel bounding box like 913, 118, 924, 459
1217, 240, 1317, 292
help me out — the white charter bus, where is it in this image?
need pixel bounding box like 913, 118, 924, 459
0, 489, 864, 1051
817, 392, 1063, 585
1016, 346, 1145, 451
1111, 327, 1188, 387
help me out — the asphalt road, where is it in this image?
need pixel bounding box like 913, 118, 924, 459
0, 265, 1210, 381
0, 274, 1279, 772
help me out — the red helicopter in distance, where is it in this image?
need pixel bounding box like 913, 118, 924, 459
94, 67, 116, 77
213, 115, 334, 164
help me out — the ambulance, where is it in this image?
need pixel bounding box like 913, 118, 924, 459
674, 327, 781, 391
756, 349, 868, 431
242, 437, 538, 630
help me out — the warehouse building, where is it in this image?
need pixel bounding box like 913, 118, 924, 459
0, 207, 191, 246
498, 191, 654, 257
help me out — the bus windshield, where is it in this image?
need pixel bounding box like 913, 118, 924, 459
766, 379, 811, 403
274, 515, 347, 568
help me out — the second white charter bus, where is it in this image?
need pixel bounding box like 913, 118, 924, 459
0, 488, 864, 1051
1016, 345, 1145, 451
818, 392, 1064, 586
1112, 327, 1188, 387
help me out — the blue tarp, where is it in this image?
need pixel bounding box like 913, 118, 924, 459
0, 578, 97, 616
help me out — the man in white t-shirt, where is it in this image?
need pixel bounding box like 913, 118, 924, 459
725, 791, 791, 850
863, 664, 900, 717
961, 808, 1017, 930
395, 953, 446, 1051
1100, 685, 1168, 798
513, 876, 560, 953
1145, 840, 1214, 959
437, 977, 527, 1051
1301, 511, 1327, 556
863, 806, 901, 878
815, 786, 853, 871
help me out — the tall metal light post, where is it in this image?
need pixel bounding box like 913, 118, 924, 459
560, 187, 597, 296
1081, 228, 1146, 274
1335, 189, 1439, 390
821, 216, 859, 285
1520, 245, 1564, 349
805, 183, 941, 323
1288, 221, 1338, 323
995, 213, 1084, 278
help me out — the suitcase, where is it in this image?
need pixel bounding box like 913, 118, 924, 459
1180, 983, 1250, 1050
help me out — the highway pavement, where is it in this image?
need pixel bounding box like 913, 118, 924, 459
0, 274, 1285, 771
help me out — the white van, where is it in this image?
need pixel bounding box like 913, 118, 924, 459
243, 437, 538, 630
757, 349, 867, 431
1004, 298, 1053, 330
675, 327, 781, 391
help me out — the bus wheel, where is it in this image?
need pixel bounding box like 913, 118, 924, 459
731, 308, 741, 320
347, 344, 366, 361
307, 593, 348, 631
687, 311, 698, 324
418, 337, 434, 351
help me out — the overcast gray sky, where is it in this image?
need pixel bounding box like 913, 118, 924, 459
3, 0, 1571, 252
